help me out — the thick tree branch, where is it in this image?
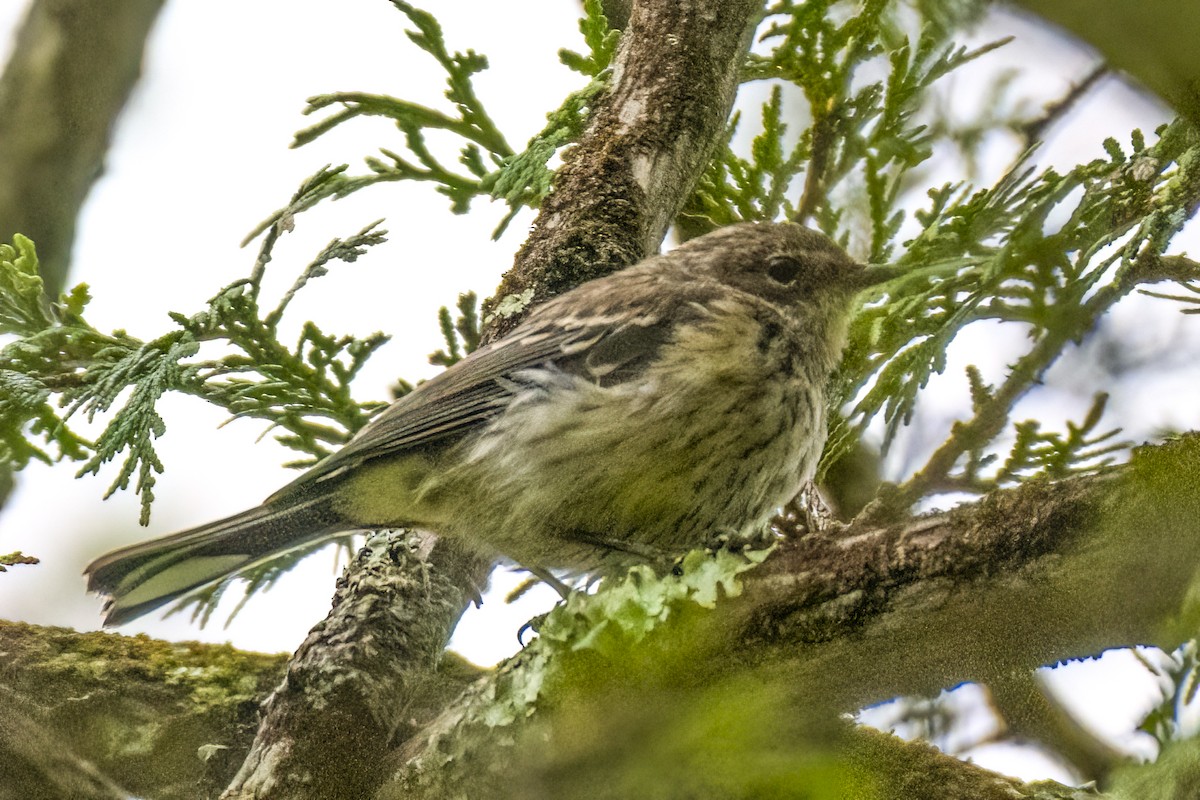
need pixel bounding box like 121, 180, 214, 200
379, 434, 1200, 794
0, 620, 287, 800
0, 0, 165, 297
221, 533, 486, 799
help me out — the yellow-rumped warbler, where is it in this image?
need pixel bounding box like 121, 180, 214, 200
85, 222, 890, 625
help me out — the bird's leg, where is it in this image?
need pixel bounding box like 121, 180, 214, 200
524, 565, 573, 599
569, 530, 671, 563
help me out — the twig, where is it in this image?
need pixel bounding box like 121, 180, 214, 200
1018, 64, 1108, 148
795, 105, 837, 224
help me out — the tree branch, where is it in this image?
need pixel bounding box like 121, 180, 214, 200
482, 0, 764, 339
221, 532, 487, 799
0, 619, 287, 799
0, 0, 165, 297
1018, 64, 1108, 148
379, 433, 1200, 794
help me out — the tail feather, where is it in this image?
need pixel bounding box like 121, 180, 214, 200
85, 496, 346, 626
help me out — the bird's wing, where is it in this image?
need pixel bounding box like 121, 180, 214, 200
266, 275, 712, 503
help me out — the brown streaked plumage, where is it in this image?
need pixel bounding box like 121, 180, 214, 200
85, 222, 890, 625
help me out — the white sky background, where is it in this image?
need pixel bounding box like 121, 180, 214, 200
0, 0, 576, 655
0, 0, 1197, 786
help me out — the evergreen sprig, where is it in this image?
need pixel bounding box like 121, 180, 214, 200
71, 335, 201, 519
681, 3, 1200, 504
687, 87, 810, 227
1, 237, 102, 470
692, 0, 1008, 260
822, 120, 1200, 502
954, 388, 1129, 488
288, 1, 616, 237
0, 196, 391, 524
558, 0, 618, 78
1138, 641, 1200, 749
429, 291, 481, 367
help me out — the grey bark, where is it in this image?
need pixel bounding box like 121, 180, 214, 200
482, 0, 764, 340
221, 532, 488, 799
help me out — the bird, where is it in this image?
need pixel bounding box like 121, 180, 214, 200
85, 221, 892, 625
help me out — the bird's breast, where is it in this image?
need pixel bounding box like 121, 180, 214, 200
447, 300, 829, 568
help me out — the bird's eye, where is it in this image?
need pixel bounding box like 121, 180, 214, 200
766, 255, 803, 284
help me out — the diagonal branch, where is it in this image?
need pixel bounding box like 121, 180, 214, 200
482, 0, 765, 341
0, 0, 165, 298
380, 433, 1200, 794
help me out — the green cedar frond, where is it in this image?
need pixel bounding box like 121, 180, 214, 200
0, 236, 58, 335
559, 0, 618, 77
285, 1, 614, 234
266, 221, 388, 328
429, 292, 481, 367
482, 75, 609, 237
993, 393, 1127, 484
686, 87, 810, 226
831, 121, 1200, 503
1136, 641, 1200, 748
0, 214, 390, 523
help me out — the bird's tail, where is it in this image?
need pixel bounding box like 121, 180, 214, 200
84, 496, 346, 626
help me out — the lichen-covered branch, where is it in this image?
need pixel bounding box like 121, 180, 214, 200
482, 0, 764, 340
220, 532, 486, 799
377, 434, 1200, 795
0, 619, 287, 800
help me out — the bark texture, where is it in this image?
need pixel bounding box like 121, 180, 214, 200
482, 0, 763, 339
221, 533, 486, 799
